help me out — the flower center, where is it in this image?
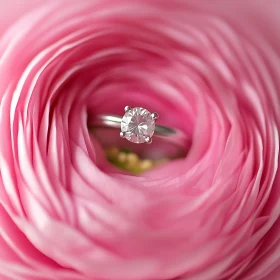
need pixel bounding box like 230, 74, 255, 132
106, 147, 168, 174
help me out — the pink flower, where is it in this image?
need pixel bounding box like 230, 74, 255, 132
1, 0, 280, 279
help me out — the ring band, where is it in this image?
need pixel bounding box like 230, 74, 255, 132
90, 114, 188, 153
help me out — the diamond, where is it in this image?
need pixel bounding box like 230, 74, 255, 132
121, 107, 156, 144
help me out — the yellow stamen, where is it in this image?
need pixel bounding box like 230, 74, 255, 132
118, 152, 127, 163
105, 147, 169, 174
106, 147, 119, 160
140, 159, 153, 171
126, 153, 140, 168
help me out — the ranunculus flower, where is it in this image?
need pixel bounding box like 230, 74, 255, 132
1, 0, 280, 279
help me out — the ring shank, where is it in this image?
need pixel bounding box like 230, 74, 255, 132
90, 115, 188, 152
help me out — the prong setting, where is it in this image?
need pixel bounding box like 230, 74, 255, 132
145, 136, 152, 144
121, 107, 156, 144
124, 106, 132, 112
151, 112, 159, 120
120, 131, 126, 138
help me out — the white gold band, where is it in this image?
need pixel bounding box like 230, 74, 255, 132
91, 114, 188, 152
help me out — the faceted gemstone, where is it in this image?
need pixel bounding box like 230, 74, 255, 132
121, 107, 155, 143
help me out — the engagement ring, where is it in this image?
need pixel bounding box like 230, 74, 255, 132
91, 106, 187, 151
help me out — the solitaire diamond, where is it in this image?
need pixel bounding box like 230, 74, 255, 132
121, 107, 158, 144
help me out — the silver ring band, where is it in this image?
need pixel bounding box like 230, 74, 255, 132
90, 114, 188, 152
